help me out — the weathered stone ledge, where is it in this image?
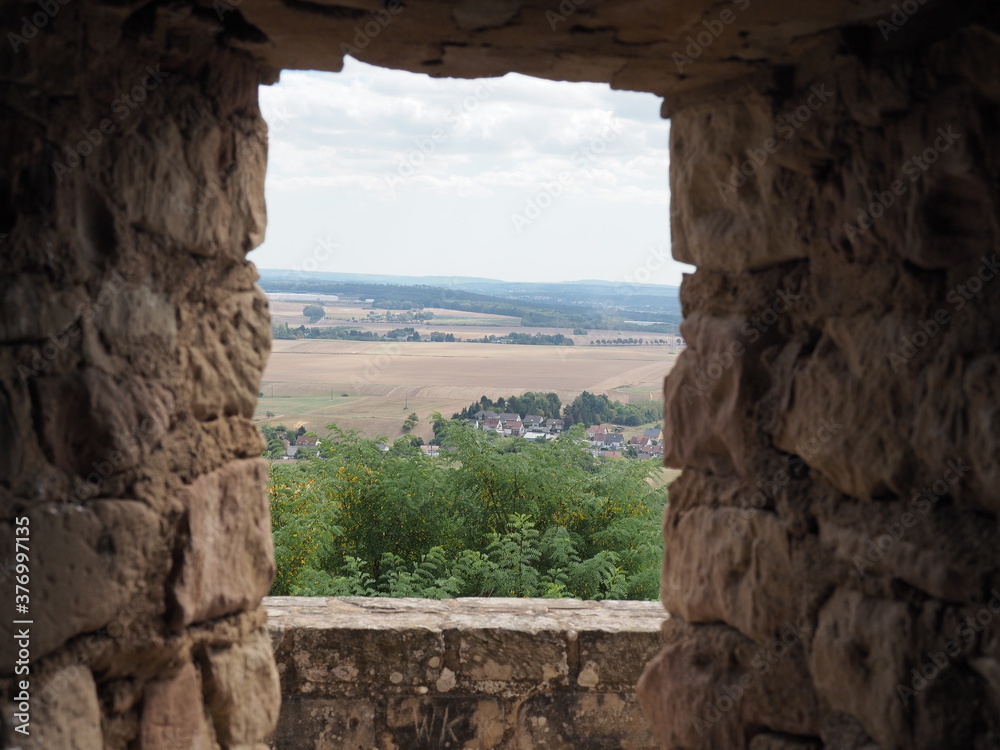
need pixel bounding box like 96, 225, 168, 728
264, 596, 666, 749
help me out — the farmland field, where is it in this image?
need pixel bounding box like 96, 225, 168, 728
266, 299, 682, 342
267, 300, 523, 335
257, 339, 678, 442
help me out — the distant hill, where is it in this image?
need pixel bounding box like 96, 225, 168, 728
258, 270, 680, 316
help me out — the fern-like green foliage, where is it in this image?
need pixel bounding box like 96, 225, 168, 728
268, 422, 668, 600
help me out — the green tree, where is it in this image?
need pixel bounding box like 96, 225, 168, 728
303, 304, 325, 323
268, 422, 666, 600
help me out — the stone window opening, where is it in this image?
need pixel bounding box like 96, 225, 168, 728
254, 60, 677, 747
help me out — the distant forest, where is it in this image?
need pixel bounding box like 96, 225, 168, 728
261, 279, 682, 333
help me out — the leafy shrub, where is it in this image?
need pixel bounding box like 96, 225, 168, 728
268, 423, 667, 600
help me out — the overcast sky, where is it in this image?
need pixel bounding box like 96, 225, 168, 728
252, 57, 692, 286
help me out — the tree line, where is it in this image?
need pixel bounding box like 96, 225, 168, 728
452, 391, 662, 428
274, 323, 574, 346
261, 279, 681, 333
470, 332, 574, 346
454, 392, 564, 420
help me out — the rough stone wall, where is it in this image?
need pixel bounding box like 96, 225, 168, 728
0, 4, 279, 748
638, 24, 1000, 750
265, 597, 663, 749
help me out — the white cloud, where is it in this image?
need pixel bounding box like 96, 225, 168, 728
253, 58, 690, 285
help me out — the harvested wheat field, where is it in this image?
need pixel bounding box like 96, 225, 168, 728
257, 340, 678, 440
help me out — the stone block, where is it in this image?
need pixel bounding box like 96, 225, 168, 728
663, 312, 778, 476
669, 97, 814, 273
32, 369, 172, 479
386, 696, 506, 749
182, 288, 270, 422
577, 628, 662, 690
202, 626, 281, 746
661, 502, 806, 641
268, 697, 375, 750
286, 624, 444, 697
458, 628, 567, 686
516, 693, 657, 749
16, 665, 103, 750
0, 275, 86, 344
817, 498, 994, 604
810, 590, 912, 749
94, 285, 178, 345
638, 619, 820, 750
137, 661, 214, 750
0, 500, 162, 664
170, 459, 274, 628
774, 315, 912, 500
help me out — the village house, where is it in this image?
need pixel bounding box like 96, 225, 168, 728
469, 413, 651, 460
586, 425, 609, 440
502, 420, 524, 437
639, 443, 664, 459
